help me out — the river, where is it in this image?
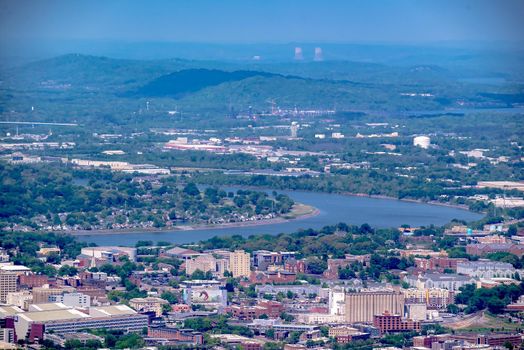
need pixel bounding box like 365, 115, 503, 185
76, 189, 482, 246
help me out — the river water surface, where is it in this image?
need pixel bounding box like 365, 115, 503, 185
76, 189, 483, 246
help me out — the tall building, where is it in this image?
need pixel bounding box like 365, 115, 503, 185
230, 250, 251, 278
0, 272, 17, 303
294, 47, 303, 60
345, 289, 404, 323
290, 122, 299, 138
328, 288, 346, 315
314, 47, 323, 61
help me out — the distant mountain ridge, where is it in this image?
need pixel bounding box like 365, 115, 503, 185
3, 54, 193, 91
1, 53, 520, 123
133, 69, 288, 97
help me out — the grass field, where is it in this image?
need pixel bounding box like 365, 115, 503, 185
446, 311, 523, 333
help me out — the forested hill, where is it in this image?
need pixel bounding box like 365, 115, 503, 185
134, 69, 284, 97
2, 53, 523, 127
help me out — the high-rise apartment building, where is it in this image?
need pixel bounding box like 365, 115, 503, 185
229, 250, 251, 278
0, 272, 17, 303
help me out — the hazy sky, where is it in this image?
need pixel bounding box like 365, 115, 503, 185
1, 0, 523, 43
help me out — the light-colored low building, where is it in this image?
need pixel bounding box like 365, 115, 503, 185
0, 305, 24, 319
80, 246, 137, 262
209, 333, 264, 348
28, 302, 70, 312
413, 136, 430, 149
31, 286, 69, 304
185, 254, 217, 275
399, 249, 447, 258
15, 308, 91, 341
457, 261, 518, 279
477, 181, 524, 192
15, 304, 148, 343
404, 303, 428, 321
48, 292, 91, 308
328, 326, 360, 337
129, 297, 168, 317
404, 273, 475, 291
6, 291, 33, 309
0, 265, 31, 275
37, 247, 61, 256
296, 313, 345, 325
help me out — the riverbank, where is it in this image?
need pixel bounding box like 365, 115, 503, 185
75, 189, 482, 246
209, 184, 478, 213
69, 203, 319, 236
342, 192, 475, 212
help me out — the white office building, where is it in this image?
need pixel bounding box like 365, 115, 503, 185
48, 292, 91, 308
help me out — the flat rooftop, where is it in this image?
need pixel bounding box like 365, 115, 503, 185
29, 303, 69, 312
0, 305, 24, 316
89, 304, 136, 316
18, 308, 90, 322
0, 265, 30, 272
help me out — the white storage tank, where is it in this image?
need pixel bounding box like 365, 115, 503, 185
413, 136, 431, 149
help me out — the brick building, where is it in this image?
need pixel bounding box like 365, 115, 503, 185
414, 257, 468, 272
329, 326, 370, 344
451, 333, 523, 348
228, 301, 283, 320
147, 327, 203, 344
466, 243, 524, 257
18, 274, 49, 289
283, 259, 306, 274
249, 271, 296, 284
373, 312, 421, 334
257, 300, 284, 318
414, 333, 523, 349
323, 255, 370, 280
